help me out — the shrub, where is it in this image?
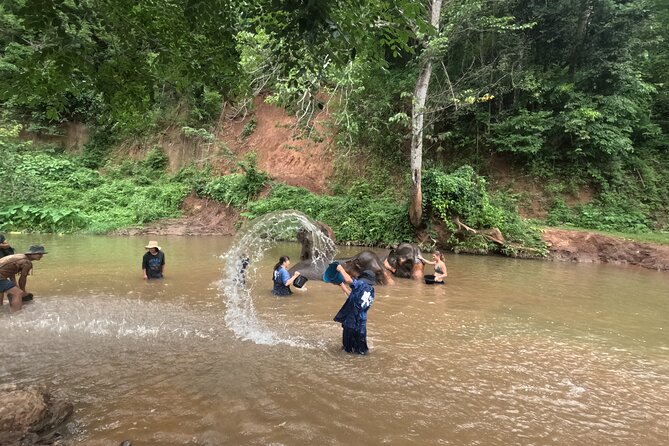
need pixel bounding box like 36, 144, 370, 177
245, 184, 413, 246
143, 146, 169, 171
423, 166, 547, 256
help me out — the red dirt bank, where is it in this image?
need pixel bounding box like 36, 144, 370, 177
542, 228, 669, 271
112, 99, 669, 272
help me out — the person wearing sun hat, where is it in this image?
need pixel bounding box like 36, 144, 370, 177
332, 266, 377, 355
142, 241, 165, 280
0, 245, 47, 311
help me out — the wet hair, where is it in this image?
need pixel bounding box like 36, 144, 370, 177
273, 255, 290, 271
433, 251, 444, 261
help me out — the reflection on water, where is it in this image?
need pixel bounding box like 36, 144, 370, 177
1, 234, 668, 445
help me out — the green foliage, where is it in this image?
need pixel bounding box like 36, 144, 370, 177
547, 192, 654, 233
424, 166, 499, 228
172, 163, 213, 191
329, 60, 415, 155
0, 205, 86, 233
240, 117, 257, 139
2, 0, 669, 241
245, 185, 414, 246
201, 174, 252, 207
199, 153, 269, 207
0, 0, 240, 135
423, 166, 547, 256
80, 128, 114, 169
488, 110, 553, 155
189, 85, 223, 124
181, 127, 216, 142
0, 133, 189, 233
14, 153, 76, 181
143, 146, 169, 171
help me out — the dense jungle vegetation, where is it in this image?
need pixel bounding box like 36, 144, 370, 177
1, 0, 669, 255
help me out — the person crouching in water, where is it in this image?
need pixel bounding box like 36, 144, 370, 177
272, 256, 301, 296
0, 245, 47, 312
333, 266, 376, 355
142, 241, 165, 280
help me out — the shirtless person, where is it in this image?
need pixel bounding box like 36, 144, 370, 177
0, 245, 47, 311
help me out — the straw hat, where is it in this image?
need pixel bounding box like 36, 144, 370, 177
144, 241, 161, 250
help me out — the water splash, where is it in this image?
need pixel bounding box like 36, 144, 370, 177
2, 298, 219, 341
220, 210, 337, 346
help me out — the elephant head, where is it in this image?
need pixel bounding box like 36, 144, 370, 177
383, 243, 425, 280
289, 223, 337, 280
337, 250, 394, 285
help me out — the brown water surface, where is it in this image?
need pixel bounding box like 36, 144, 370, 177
1, 234, 668, 445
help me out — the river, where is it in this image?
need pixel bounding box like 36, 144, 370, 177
1, 234, 668, 445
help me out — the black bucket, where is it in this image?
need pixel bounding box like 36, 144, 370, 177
424, 274, 436, 285
293, 275, 309, 289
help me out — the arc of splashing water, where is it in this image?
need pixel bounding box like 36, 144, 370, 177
220, 210, 337, 346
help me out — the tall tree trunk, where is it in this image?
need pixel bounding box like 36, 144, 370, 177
409, 0, 443, 229
569, 0, 593, 76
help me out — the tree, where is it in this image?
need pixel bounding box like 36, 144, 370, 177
409, 0, 443, 229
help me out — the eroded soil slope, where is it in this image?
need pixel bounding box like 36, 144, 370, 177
117, 99, 669, 272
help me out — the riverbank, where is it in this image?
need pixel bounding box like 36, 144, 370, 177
114, 195, 669, 272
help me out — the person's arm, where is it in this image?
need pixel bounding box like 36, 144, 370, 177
283, 268, 300, 286
336, 264, 353, 284
383, 258, 396, 273
18, 263, 31, 292
142, 255, 148, 279
417, 255, 435, 265
336, 266, 352, 296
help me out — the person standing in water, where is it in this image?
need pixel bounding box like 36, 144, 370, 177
333, 266, 376, 355
0, 245, 47, 311
418, 251, 448, 283
0, 234, 15, 258
142, 241, 165, 280
272, 255, 300, 296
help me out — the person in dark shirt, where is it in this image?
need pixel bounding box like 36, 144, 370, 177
0, 234, 15, 258
142, 241, 165, 279
332, 266, 376, 355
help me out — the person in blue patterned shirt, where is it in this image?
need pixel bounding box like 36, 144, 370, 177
272, 255, 300, 296
333, 266, 376, 355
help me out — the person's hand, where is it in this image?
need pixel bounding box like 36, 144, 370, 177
336, 264, 344, 273
293, 271, 300, 277
143, 275, 148, 280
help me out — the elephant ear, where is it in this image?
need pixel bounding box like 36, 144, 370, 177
386, 249, 398, 266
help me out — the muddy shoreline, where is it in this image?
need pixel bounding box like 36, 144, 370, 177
114, 196, 669, 272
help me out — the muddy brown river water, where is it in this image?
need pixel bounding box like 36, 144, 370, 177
1, 233, 668, 445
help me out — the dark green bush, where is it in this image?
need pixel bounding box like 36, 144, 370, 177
245, 184, 413, 246
143, 146, 169, 171
423, 166, 547, 256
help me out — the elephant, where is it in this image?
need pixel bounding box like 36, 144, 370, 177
288, 223, 337, 280
293, 239, 395, 285
383, 243, 425, 281
336, 250, 395, 286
